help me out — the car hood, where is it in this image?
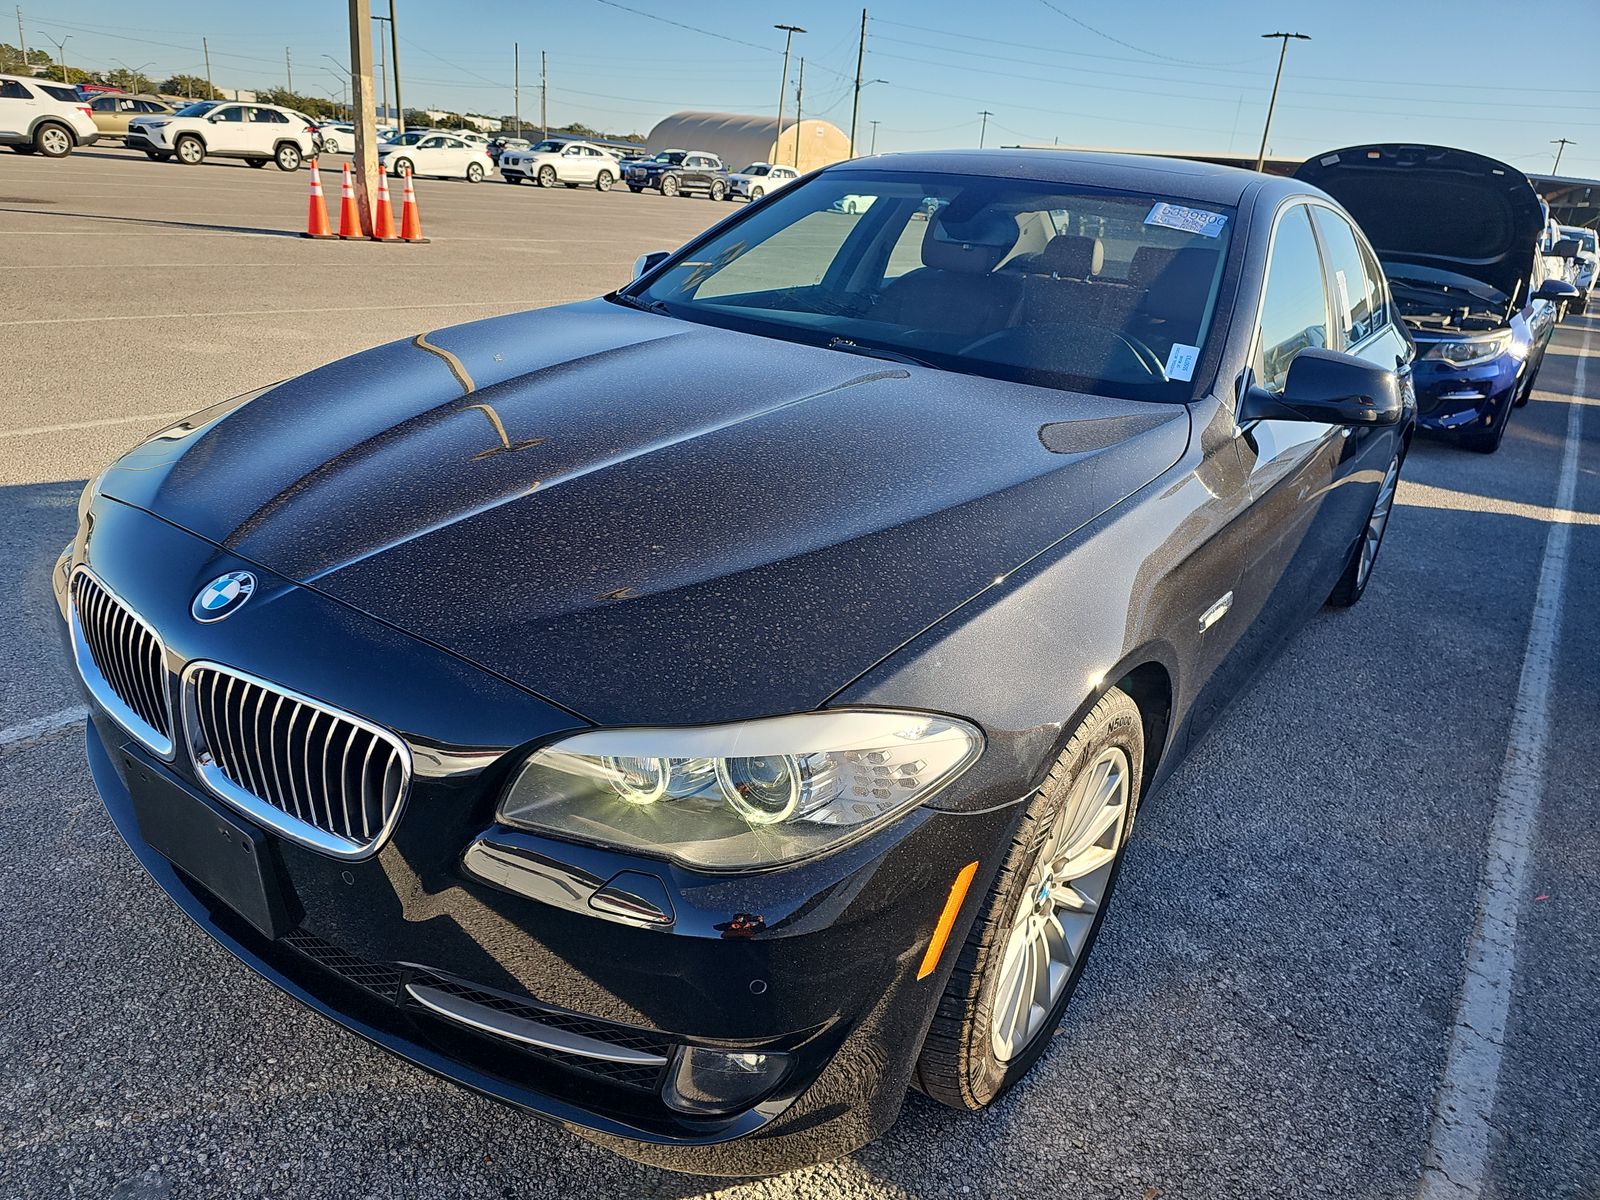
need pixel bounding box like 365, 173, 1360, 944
1295, 144, 1546, 306
101, 301, 1189, 725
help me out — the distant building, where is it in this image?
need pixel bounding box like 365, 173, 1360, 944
647, 111, 849, 172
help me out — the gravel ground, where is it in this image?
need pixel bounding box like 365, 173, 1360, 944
0, 147, 1595, 1200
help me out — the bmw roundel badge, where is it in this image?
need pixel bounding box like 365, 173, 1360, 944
192, 571, 257, 622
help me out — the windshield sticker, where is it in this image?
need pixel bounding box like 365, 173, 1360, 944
1165, 342, 1200, 381
1145, 203, 1228, 238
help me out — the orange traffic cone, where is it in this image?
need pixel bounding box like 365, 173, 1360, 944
337, 162, 362, 240
372, 166, 399, 242
399, 167, 429, 244
301, 159, 334, 239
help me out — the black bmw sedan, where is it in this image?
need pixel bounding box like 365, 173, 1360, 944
57, 150, 1414, 1175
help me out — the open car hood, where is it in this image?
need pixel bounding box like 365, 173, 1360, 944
1295, 144, 1546, 307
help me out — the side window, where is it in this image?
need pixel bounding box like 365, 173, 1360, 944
1255, 205, 1331, 393
90, 96, 115, 111
213, 106, 243, 122
0, 80, 32, 99
685, 211, 866, 299
1355, 236, 1388, 332
1310, 206, 1378, 346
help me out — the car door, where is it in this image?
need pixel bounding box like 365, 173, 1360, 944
0, 78, 37, 140
207, 105, 248, 153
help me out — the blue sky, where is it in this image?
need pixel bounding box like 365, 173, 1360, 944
29, 0, 1600, 175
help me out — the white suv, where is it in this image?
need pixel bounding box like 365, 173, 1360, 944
500, 138, 622, 190
0, 73, 99, 157
127, 100, 321, 170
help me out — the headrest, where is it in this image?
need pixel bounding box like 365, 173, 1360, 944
1141, 246, 1219, 322
1129, 245, 1178, 288
922, 208, 1019, 274
1032, 234, 1104, 279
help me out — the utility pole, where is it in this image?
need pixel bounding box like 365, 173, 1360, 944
203, 36, 213, 99
1255, 32, 1309, 173
977, 109, 992, 148
1552, 138, 1576, 174
285, 47, 293, 93
15, 7, 26, 75
387, 0, 402, 134
848, 8, 866, 159
540, 50, 547, 137
773, 23, 804, 166
43, 32, 66, 81
793, 57, 804, 168
513, 42, 520, 139
869, 119, 880, 154
348, 0, 379, 236
372, 18, 387, 125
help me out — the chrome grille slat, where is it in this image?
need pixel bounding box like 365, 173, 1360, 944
68, 569, 173, 757
182, 663, 410, 860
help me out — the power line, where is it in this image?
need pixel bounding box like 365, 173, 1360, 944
1033, 0, 1269, 67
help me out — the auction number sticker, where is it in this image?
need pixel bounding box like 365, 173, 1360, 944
1145, 203, 1228, 238
1165, 342, 1200, 381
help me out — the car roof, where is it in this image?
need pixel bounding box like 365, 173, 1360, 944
828, 148, 1268, 207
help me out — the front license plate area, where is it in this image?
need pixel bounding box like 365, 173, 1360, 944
124, 752, 298, 939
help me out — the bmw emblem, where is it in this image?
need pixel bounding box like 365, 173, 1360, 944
192, 571, 256, 622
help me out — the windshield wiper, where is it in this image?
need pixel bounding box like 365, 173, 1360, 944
610, 292, 671, 316
825, 336, 936, 370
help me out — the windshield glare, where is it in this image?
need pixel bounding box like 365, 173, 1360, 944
531, 140, 565, 152
628, 170, 1233, 401
174, 101, 220, 118
654, 152, 686, 165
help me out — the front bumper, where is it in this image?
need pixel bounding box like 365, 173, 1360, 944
1410, 349, 1522, 436
59, 500, 1016, 1174
500, 159, 534, 181
125, 127, 171, 152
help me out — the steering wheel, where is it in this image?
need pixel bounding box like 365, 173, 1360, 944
963, 323, 1169, 383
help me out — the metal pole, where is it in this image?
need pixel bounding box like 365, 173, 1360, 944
16, 7, 26, 76
1254, 32, 1308, 173
978, 109, 992, 149
348, 0, 378, 236
540, 50, 547, 137
514, 42, 520, 139
773, 24, 803, 166
373, 18, 387, 126
387, 0, 402, 135
793, 57, 803, 168
44, 33, 66, 82
1552, 138, 1575, 175
202, 36, 212, 99
285, 47, 293, 93
848, 8, 866, 159
869, 119, 879, 154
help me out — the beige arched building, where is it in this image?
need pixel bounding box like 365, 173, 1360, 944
645, 111, 850, 173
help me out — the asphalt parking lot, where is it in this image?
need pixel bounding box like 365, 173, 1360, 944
2, 146, 1597, 1200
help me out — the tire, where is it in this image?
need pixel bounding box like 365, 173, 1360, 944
628, 185, 644, 193
1461, 394, 1514, 454
1513, 371, 1534, 408
466, 161, 484, 183
538, 165, 557, 188
34, 122, 73, 158
9, 145, 35, 154
1327, 441, 1402, 608
175, 135, 204, 165
916, 688, 1145, 1111
750, 185, 765, 200
144, 150, 161, 160
660, 174, 680, 198
274, 143, 302, 171
709, 179, 727, 201
322, 136, 340, 154
390, 157, 412, 179
245, 158, 268, 169
596, 170, 613, 192
563, 181, 579, 189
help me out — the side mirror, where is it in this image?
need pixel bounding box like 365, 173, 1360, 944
1239, 348, 1403, 428
1537, 278, 1580, 301
632, 250, 671, 281
1551, 238, 1581, 259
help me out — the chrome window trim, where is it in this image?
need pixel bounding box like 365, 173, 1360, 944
67, 565, 175, 760
179, 660, 414, 862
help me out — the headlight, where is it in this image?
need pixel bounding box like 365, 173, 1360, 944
1421, 330, 1516, 366
496, 711, 983, 870
76, 467, 107, 528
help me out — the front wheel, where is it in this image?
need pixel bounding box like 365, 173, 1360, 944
466, 161, 484, 182
595, 170, 613, 191
538, 164, 557, 188
1327, 443, 1402, 607
174, 135, 204, 166
659, 174, 680, 198
709, 179, 727, 201
34, 122, 73, 158
390, 157, 412, 179
322, 136, 340, 154
628, 184, 644, 193
750, 185, 764, 200
916, 688, 1144, 1111
274, 143, 302, 171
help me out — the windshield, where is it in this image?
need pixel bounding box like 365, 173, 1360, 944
654, 151, 687, 165
742, 164, 771, 176
174, 101, 220, 118
389, 131, 426, 146
530, 140, 565, 152
625, 169, 1233, 402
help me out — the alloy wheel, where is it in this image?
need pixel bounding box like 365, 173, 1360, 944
38, 126, 71, 157
1356, 454, 1400, 591
989, 745, 1131, 1063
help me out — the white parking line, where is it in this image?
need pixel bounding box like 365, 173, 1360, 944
0, 413, 188, 438
1418, 328, 1590, 1199
0, 300, 538, 327
0, 706, 87, 753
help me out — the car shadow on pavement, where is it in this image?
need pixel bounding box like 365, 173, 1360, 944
0, 206, 303, 238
